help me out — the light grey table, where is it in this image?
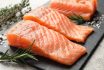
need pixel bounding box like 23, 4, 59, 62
84, 39, 104, 70
0, 0, 104, 70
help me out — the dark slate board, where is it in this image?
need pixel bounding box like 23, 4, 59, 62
0, 0, 104, 70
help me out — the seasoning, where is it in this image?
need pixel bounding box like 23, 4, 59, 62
85, 14, 104, 29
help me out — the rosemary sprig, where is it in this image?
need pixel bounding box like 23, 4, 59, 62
0, 39, 38, 63
69, 14, 85, 24
0, 0, 30, 24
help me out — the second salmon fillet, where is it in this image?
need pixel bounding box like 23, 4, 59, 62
23, 7, 94, 42
7, 20, 86, 65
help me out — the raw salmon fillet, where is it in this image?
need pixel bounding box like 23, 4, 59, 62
7, 20, 86, 65
23, 7, 94, 42
50, 0, 97, 20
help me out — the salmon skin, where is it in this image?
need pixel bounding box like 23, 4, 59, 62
7, 20, 86, 65
23, 7, 94, 42
50, 0, 97, 20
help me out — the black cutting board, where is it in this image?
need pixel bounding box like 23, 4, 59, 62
0, 0, 104, 70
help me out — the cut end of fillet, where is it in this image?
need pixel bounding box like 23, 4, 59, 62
74, 25, 94, 42
6, 20, 86, 65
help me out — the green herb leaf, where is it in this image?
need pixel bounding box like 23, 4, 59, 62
0, 53, 37, 62
14, 53, 38, 60
68, 14, 85, 24
0, 49, 9, 59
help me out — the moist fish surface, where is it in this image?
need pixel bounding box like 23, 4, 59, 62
23, 7, 94, 42
50, 0, 97, 20
6, 20, 86, 65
